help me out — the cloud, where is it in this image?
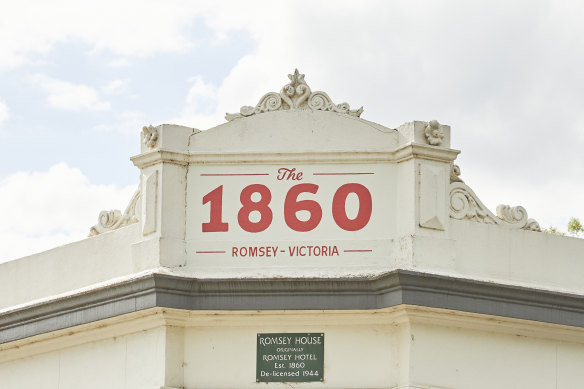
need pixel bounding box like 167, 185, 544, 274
31, 74, 111, 111
186, 76, 218, 107
102, 79, 129, 95
0, 0, 208, 69
0, 163, 136, 262
168, 75, 223, 130
106, 58, 131, 68
0, 100, 9, 126
93, 110, 146, 134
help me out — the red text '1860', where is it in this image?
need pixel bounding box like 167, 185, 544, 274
202, 183, 372, 233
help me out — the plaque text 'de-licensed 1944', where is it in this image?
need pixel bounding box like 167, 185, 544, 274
256, 333, 324, 382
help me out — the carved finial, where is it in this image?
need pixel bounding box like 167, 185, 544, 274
425, 120, 445, 146
142, 125, 159, 149
288, 68, 304, 84
225, 69, 363, 121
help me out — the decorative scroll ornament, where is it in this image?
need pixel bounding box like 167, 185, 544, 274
449, 181, 541, 231
225, 69, 363, 121
142, 125, 159, 149
450, 164, 464, 183
425, 120, 445, 146
89, 190, 140, 236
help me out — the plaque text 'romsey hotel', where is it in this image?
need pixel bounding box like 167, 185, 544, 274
257, 333, 324, 382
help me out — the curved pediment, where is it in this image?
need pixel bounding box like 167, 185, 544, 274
188, 69, 395, 154
190, 109, 397, 154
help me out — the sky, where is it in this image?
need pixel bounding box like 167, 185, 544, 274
1, 0, 583, 262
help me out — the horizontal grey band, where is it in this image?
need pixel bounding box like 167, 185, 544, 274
2, 270, 584, 344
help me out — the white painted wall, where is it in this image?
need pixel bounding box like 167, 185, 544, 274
3, 308, 584, 388
0, 325, 167, 389
0, 223, 150, 310
182, 322, 402, 389
409, 320, 584, 389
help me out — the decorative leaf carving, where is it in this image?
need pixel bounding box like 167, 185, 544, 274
450, 164, 463, 183
449, 181, 541, 231
425, 120, 445, 146
142, 125, 159, 149
496, 204, 528, 225
524, 219, 542, 231
225, 69, 363, 121
89, 190, 140, 236
449, 182, 498, 224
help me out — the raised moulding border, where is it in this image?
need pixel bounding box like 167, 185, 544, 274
141, 170, 158, 236
419, 163, 448, 230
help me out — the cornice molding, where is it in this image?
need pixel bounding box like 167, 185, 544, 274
393, 143, 460, 163
2, 270, 584, 345
129, 144, 460, 167
131, 149, 190, 168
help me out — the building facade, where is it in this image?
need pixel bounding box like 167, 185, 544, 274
1, 70, 583, 388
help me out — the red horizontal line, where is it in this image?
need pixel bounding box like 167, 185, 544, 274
200, 173, 269, 176
196, 251, 226, 254
344, 249, 373, 252
313, 173, 374, 176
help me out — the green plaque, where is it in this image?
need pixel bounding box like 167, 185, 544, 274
256, 333, 324, 382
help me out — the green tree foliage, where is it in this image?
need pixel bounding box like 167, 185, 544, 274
546, 217, 583, 237
544, 226, 565, 236
568, 217, 584, 237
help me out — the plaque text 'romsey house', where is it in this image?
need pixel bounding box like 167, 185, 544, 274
257, 333, 324, 382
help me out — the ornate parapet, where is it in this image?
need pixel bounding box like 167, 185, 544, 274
448, 166, 541, 232
225, 69, 363, 121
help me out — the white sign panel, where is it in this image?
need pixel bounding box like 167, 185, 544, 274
187, 163, 395, 270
